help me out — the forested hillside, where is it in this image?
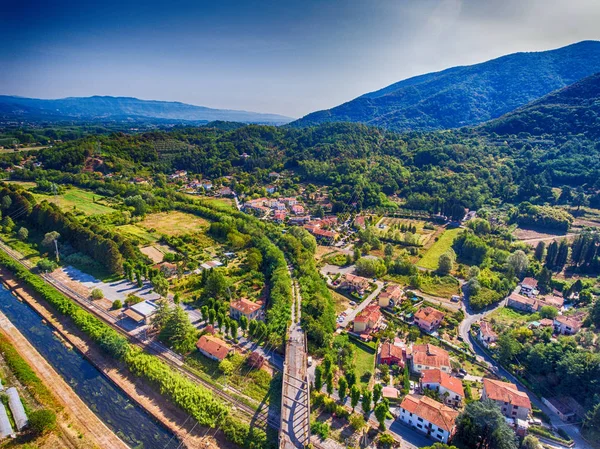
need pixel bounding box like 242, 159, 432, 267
482, 72, 600, 137
293, 41, 600, 132
5, 117, 599, 218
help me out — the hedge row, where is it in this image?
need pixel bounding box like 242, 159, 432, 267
0, 251, 270, 448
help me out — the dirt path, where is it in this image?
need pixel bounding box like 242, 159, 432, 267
0, 270, 235, 449
0, 309, 129, 449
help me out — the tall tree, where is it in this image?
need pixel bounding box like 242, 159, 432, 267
361, 388, 372, 415
455, 399, 518, 449
350, 385, 360, 411
338, 377, 348, 402
374, 401, 389, 431
534, 241, 545, 262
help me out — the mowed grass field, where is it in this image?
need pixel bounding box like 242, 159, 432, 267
418, 227, 462, 269
137, 211, 210, 236
32, 188, 115, 215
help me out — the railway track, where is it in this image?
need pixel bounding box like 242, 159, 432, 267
0, 241, 280, 430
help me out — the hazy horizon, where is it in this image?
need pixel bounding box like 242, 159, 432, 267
2, 0, 600, 117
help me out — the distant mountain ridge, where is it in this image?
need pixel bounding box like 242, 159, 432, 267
482, 71, 600, 137
292, 40, 600, 132
0, 95, 293, 125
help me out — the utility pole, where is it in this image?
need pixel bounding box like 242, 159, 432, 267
54, 238, 60, 262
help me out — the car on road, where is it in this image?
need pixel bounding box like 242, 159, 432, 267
451, 295, 461, 302
349, 301, 356, 306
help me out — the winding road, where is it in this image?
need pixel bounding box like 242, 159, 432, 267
458, 286, 593, 449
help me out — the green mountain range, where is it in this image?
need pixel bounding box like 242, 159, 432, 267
293, 41, 600, 132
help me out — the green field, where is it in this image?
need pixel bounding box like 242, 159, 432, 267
418, 227, 462, 269
488, 306, 537, 326
115, 225, 160, 245
32, 188, 115, 216
419, 275, 460, 298
348, 338, 376, 388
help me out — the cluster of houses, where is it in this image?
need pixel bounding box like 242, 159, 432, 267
195, 296, 265, 362
507, 278, 587, 335
167, 170, 235, 197
377, 339, 533, 443
303, 217, 339, 242
243, 196, 308, 222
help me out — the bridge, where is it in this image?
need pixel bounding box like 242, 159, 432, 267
279, 275, 310, 448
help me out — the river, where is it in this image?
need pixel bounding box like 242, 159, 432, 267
0, 285, 178, 449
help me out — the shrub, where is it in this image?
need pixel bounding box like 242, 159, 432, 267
311, 421, 330, 440
112, 299, 123, 309
90, 288, 104, 300
28, 409, 56, 435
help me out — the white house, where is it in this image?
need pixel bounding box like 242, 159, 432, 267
398, 394, 459, 443
421, 369, 465, 407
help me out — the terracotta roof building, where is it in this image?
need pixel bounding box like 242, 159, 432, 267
339, 274, 371, 294
196, 335, 231, 361
482, 378, 531, 420
379, 342, 405, 367
414, 307, 445, 332
411, 344, 451, 374
378, 283, 404, 307
353, 304, 382, 334
553, 313, 585, 335
421, 369, 465, 406
399, 394, 459, 443
230, 298, 262, 321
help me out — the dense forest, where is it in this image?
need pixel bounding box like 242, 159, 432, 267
9, 111, 599, 219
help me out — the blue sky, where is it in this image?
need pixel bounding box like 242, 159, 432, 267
2, 0, 600, 117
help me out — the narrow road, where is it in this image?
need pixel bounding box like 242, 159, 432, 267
339, 280, 384, 328
280, 274, 310, 448
459, 287, 593, 449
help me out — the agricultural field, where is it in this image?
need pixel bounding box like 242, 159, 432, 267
418, 227, 462, 269
137, 211, 210, 236
115, 224, 160, 245
139, 243, 176, 263
373, 217, 437, 246
31, 187, 115, 216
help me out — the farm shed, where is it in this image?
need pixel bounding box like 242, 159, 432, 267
6, 388, 27, 430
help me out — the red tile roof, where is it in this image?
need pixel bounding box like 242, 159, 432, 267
400, 394, 459, 432
354, 304, 381, 324
483, 378, 531, 410
521, 277, 538, 288
421, 369, 464, 397
196, 335, 231, 361
379, 284, 404, 301
412, 344, 450, 369
230, 298, 262, 315
415, 306, 445, 324
380, 342, 404, 361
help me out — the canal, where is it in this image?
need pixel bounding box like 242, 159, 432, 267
0, 285, 178, 449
